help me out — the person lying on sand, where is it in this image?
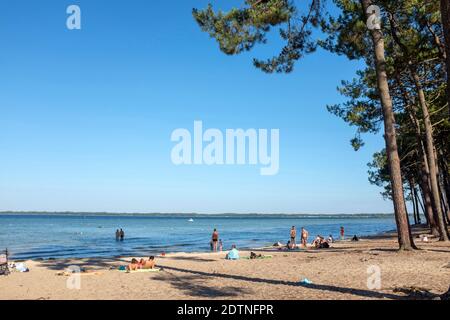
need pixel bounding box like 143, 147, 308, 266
312, 235, 330, 249
250, 252, 262, 259
127, 258, 140, 271
141, 256, 156, 269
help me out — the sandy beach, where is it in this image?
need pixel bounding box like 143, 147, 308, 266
1, 226, 449, 300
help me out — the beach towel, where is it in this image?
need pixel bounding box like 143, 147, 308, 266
119, 268, 160, 273
243, 255, 273, 260
56, 271, 103, 276
15, 263, 29, 272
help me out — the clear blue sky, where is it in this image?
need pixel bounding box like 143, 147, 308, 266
0, 0, 394, 214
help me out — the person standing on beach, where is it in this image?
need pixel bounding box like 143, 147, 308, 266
301, 227, 309, 247
290, 226, 297, 249
211, 229, 219, 251
340, 226, 345, 240
115, 229, 120, 241
120, 228, 125, 241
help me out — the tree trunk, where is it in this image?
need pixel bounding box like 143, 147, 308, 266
409, 179, 418, 225
439, 175, 450, 225
419, 158, 439, 235
412, 179, 421, 224
440, 0, 450, 118
361, 0, 416, 250
416, 186, 426, 222
411, 72, 449, 241
439, 149, 450, 212
387, 11, 448, 241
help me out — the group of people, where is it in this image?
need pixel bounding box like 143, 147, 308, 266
126, 256, 156, 271
120, 225, 357, 269
115, 229, 125, 241
287, 226, 348, 249
288, 226, 310, 249
210, 226, 351, 252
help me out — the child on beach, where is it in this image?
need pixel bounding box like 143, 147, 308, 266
340, 226, 345, 240
219, 239, 223, 251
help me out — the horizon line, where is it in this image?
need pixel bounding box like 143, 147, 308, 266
0, 211, 395, 216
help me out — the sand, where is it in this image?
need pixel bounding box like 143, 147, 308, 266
1, 229, 449, 300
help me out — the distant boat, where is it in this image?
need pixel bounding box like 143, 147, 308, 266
188, 218, 194, 222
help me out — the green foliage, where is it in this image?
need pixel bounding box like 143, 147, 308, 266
193, 0, 323, 73
193, 0, 450, 203
321, 0, 449, 198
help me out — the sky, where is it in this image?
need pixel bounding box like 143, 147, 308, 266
0, 0, 395, 214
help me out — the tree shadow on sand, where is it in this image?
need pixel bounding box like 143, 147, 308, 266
152, 272, 253, 298
162, 256, 218, 263
156, 264, 419, 300
35, 257, 129, 271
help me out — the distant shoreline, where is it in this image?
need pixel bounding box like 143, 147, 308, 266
0, 211, 395, 218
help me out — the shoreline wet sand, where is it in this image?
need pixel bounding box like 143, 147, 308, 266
1, 226, 449, 300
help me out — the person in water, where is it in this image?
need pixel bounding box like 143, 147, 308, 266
290, 226, 297, 249
115, 229, 120, 241
119, 229, 125, 241
211, 229, 219, 252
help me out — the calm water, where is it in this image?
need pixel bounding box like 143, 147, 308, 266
0, 214, 396, 260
